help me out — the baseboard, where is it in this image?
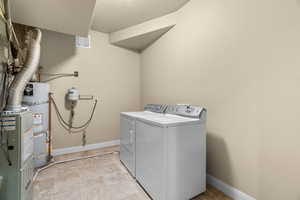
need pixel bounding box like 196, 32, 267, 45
207, 174, 256, 200
52, 140, 120, 156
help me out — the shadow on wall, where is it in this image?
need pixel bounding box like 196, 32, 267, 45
207, 132, 233, 184
40, 30, 77, 71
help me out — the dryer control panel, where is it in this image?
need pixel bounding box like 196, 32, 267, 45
144, 104, 168, 113
166, 105, 206, 118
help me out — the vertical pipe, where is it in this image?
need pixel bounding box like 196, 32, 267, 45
48, 92, 52, 161
38, 72, 41, 82
4, 0, 12, 40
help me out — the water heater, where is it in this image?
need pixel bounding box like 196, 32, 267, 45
23, 82, 50, 168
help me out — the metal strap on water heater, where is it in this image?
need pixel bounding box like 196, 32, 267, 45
0, 176, 3, 190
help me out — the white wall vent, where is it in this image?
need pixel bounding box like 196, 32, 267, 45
76, 35, 91, 48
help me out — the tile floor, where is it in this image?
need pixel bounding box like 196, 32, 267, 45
33, 146, 231, 200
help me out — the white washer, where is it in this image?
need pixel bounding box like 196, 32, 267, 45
120, 104, 167, 177
135, 105, 207, 200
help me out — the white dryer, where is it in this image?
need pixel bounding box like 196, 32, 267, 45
120, 104, 167, 177
135, 105, 207, 200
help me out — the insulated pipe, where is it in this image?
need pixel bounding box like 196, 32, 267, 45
5, 29, 42, 111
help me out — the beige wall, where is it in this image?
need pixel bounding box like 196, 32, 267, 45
39, 0, 300, 199
141, 0, 300, 199
40, 30, 140, 149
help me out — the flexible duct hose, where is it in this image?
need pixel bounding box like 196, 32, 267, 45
5, 29, 42, 111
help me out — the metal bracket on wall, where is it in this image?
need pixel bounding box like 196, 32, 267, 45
79, 95, 94, 101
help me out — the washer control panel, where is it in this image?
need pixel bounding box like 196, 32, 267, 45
166, 105, 206, 118
144, 104, 168, 113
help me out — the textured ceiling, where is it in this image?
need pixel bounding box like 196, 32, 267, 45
92, 0, 190, 33
11, 0, 96, 36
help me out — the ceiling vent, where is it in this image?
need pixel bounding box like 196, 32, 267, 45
76, 35, 91, 48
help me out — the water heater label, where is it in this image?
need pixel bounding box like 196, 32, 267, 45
33, 114, 43, 125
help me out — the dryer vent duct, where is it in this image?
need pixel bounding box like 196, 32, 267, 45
5, 29, 42, 111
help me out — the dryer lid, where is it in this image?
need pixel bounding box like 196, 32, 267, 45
144, 104, 167, 113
